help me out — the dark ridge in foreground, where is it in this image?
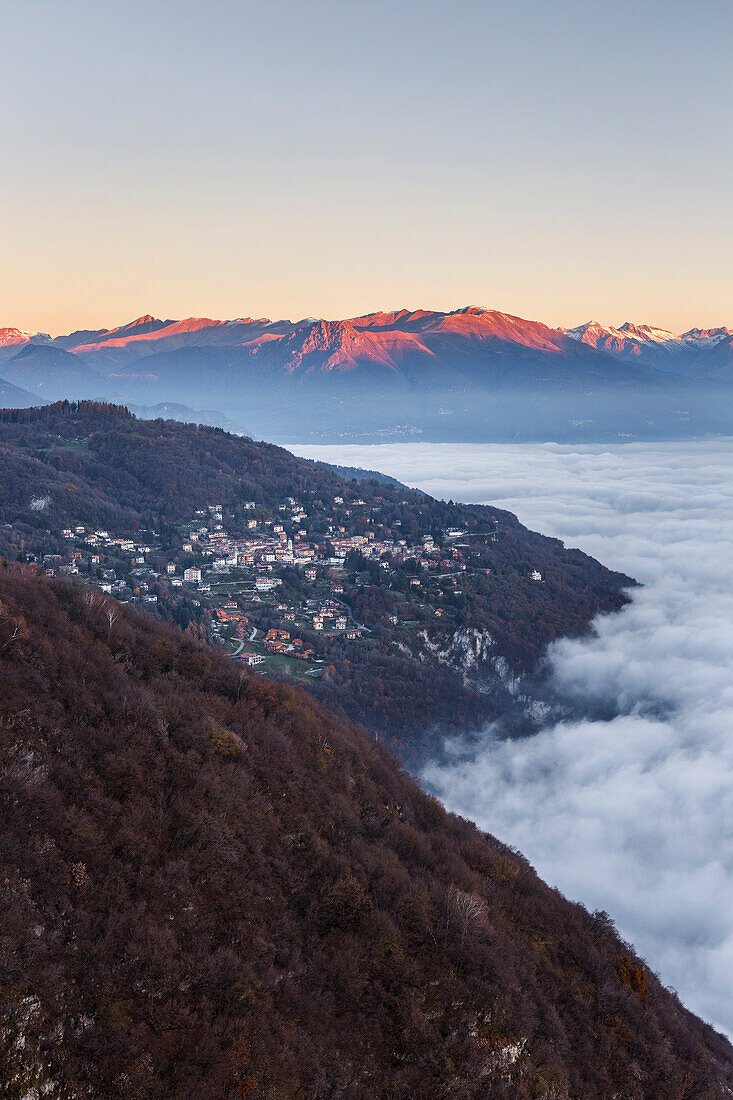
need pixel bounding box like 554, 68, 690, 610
0, 562, 730, 1098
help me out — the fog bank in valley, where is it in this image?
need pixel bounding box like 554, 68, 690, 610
294, 440, 733, 1035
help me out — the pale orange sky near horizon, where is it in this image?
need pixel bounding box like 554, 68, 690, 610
2, 0, 732, 336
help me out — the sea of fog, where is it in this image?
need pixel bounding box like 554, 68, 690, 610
292, 440, 733, 1036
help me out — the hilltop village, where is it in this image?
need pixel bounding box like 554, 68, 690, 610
0, 404, 631, 743
37, 490, 506, 683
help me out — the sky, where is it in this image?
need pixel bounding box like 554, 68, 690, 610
292, 438, 733, 1036
1, 0, 732, 335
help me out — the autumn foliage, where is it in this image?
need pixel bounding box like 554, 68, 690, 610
0, 562, 730, 1098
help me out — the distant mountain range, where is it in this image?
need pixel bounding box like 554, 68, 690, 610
2, 307, 733, 441
564, 320, 733, 375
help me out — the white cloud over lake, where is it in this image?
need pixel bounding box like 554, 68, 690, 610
293, 440, 733, 1035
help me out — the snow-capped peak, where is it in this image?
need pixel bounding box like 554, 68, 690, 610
680, 327, 733, 348
0, 327, 37, 347
617, 322, 680, 346
565, 320, 684, 353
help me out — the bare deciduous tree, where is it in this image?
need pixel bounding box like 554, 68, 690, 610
105, 604, 118, 638
82, 589, 99, 611
1, 620, 24, 650
444, 885, 489, 948
0, 601, 26, 650
236, 667, 248, 701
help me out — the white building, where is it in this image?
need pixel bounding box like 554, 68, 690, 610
240, 652, 265, 667
255, 577, 281, 591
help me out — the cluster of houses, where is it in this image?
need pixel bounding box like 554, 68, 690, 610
186, 501, 471, 575
178, 507, 471, 595
45, 525, 157, 579
263, 628, 315, 660
40, 493, 545, 678
310, 599, 355, 635
212, 603, 250, 638
39, 525, 171, 606
185, 501, 317, 575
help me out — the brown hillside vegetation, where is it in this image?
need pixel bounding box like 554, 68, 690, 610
0, 561, 730, 1098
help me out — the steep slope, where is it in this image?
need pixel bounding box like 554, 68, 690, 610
0, 561, 730, 1098
0, 402, 632, 750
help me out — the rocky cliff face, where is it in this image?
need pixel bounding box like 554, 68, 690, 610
408, 626, 568, 743
419, 626, 499, 686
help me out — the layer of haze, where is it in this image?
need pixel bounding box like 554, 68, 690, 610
293, 440, 733, 1036
2, 0, 732, 334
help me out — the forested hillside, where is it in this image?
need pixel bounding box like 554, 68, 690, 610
0, 403, 632, 750
0, 562, 730, 1098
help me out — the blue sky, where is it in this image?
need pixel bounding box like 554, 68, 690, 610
2, 0, 731, 332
